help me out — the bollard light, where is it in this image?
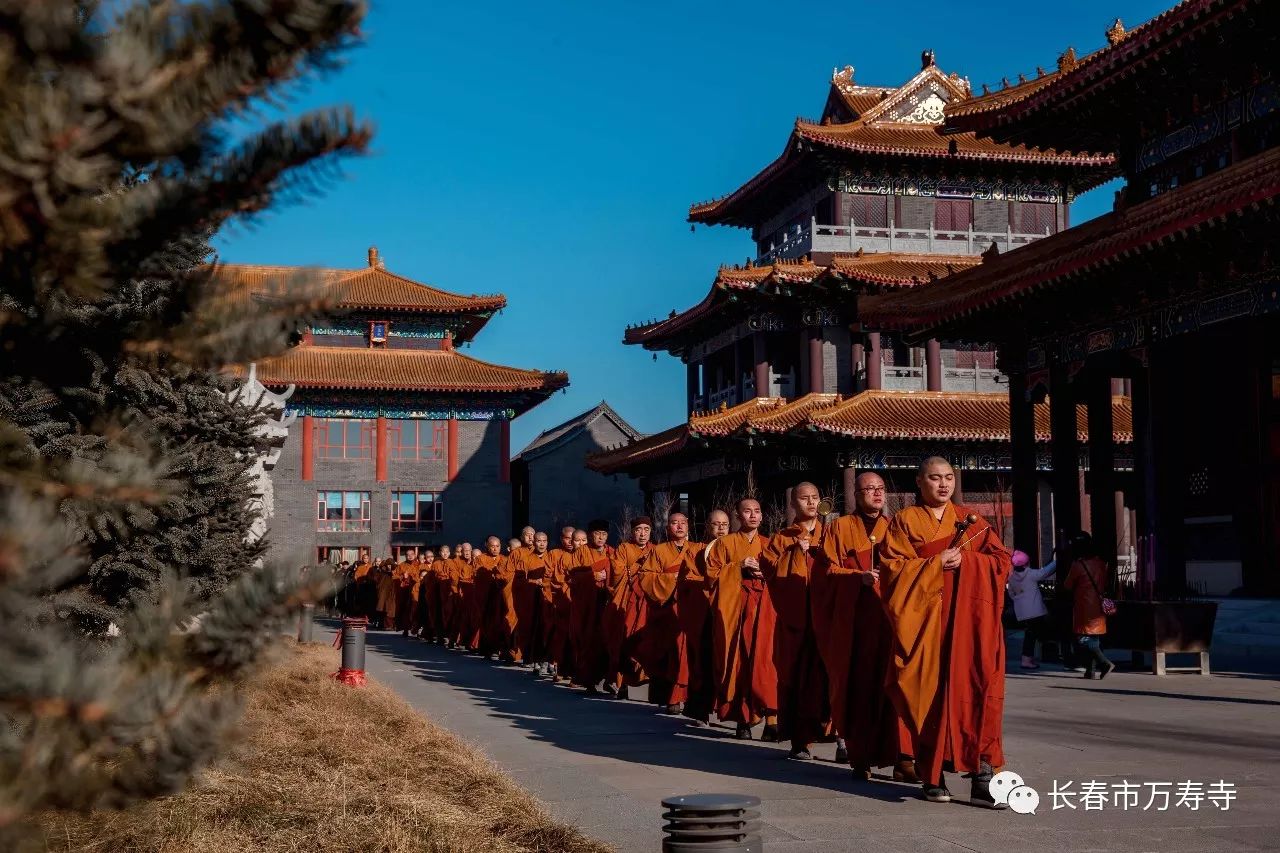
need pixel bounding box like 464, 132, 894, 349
660, 793, 763, 852
331, 616, 368, 687
297, 603, 315, 644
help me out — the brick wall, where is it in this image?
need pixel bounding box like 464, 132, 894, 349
265, 418, 513, 565
525, 419, 643, 534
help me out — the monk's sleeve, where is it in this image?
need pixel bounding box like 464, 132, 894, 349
705, 539, 742, 589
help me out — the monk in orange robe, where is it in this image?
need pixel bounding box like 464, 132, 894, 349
880, 457, 1012, 807
395, 553, 419, 637
631, 512, 702, 713
602, 516, 654, 698
440, 545, 465, 645
813, 472, 917, 782
473, 536, 511, 658
761, 482, 829, 760
451, 542, 477, 648
567, 520, 614, 692
509, 531, 551, 668
376, 559, 399, 631
708, 498, 778, 739
543, 527, 578, 682
678, 510, 729, 725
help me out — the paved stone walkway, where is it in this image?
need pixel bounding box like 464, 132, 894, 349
328, 624, 1279, 853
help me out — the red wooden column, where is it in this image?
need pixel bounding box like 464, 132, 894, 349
808, 327, 824, 393
925, 338, 943, 391
499, 420, 511, 484
447, 418, 460, 482
301, 415, 314, 481
866, 332, 883, 390
753, 332, 770, 398
375, 416, 388, 482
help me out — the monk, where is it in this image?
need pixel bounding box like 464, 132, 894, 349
510, 531, 551, 668
412, 550, 437, 637
761, 482, 829, 760
568, 520, 614, 693
376, 558, 399, 631
433, 545, 459, 647
813, 472, 917, 782
602, 516, 654, 699
473, 536, 511, 658
351, 553, 376, 618
395, 551, 419, 637
451, 542, 477, 649
543, 527, 578, 681
880, 457, 1012, 807
678, 510, 729, 725
633, 512, 702, 713
707, 498, 778, 739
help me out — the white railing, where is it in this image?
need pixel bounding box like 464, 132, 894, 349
875, 365, 1005, 392
759, 217, 1053, 263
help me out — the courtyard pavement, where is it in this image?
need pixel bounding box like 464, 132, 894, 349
322, 623, 1279, 853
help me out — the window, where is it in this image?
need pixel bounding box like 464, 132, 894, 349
314, 418, 373, 459
391, 490, 443, 532
317, 546, 367, 564
848, 194, 888, 228
934, 199, 973, 232
316, 491, 371, 532
389, 419, 447, 461
1017, 202, 1056, 236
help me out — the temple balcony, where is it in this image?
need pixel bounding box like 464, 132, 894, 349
882, 365, 1004, 393
757, 216, 1053, 264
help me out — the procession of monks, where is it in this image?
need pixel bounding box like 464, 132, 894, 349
337, 457, 1013, 808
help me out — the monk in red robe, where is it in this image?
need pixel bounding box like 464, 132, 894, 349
813, 472, 918, 782
568, 520, 613, 693
880, 457, 1012, 807
473, 536, 511, 658
543, 527, 578, 681
678, 509, 728, 725
632, 512, 702, 714
762, 482, 829, 760
707, 498, 778, 739
510, 531, 551, 668
602, 516, 653, 699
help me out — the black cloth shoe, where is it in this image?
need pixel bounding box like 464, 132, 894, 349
852, 765, 872, 781
665, 702, 683, 715
969, 762, 1009, 810
735, 723, 753, 740
1099, 660, 1116, 679
834, 743, 849, 764
760, 723, 780, 743
616, 686, 629, 700
923, 780, 952, 803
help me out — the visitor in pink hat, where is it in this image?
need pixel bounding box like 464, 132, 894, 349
1005, 548, 1057, 669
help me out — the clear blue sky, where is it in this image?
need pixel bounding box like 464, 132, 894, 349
217, 0, 1169, 450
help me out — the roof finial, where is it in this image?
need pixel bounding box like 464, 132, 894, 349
367, 246, 378, 267
921, 49, 936, 70
1058, 46, 1078, 72
982, 241, 1001, 262
1106, 18, 1126, 46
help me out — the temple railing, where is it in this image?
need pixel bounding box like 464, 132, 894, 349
877, 365, 1005, 392
757, 217, 1053, 263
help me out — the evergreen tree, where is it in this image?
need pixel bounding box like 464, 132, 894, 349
0, 0, 371, 835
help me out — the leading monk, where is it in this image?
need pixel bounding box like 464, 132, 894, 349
879, 457, 1012, 807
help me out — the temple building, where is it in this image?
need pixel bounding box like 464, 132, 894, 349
862, 0, 1279, 598
591, 54, 1122, 544
511, 401, 645, 533
217, 248, 568, 565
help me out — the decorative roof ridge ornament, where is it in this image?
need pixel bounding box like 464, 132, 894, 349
921, 49, 936, 70
982, 241, 1001, 262
1106, 18, 1126, 46
1058, 46, 1079, 72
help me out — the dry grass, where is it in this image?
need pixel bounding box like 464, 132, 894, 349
27, 642, 613, 853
